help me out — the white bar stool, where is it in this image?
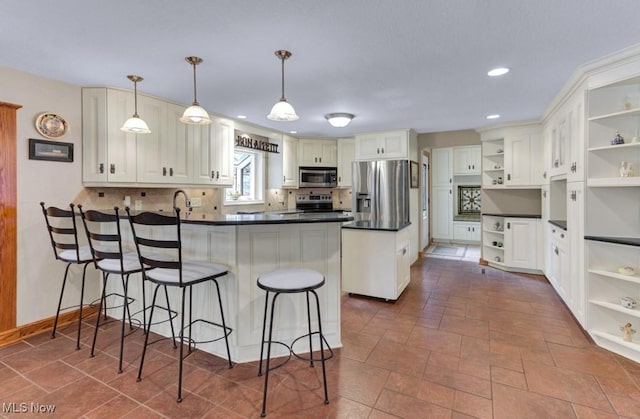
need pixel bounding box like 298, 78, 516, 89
257, 267, 332, 417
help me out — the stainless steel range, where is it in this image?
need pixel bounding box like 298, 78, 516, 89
295, 194, 334, 212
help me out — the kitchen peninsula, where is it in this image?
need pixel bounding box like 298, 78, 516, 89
110, 211, 352, 363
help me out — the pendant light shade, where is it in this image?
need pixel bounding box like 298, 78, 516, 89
180, 56, 211, 125
121, 75, 151, 134
325, 112, 355, 128
267, 50, 299, 122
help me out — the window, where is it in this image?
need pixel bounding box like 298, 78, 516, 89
225, 150, 264, 205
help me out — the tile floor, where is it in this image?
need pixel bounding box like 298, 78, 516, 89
2, 257, 640, 418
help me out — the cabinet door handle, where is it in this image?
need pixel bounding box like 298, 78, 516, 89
449, 189, 452, 194
554, 247, 559, 255
381, 147, 384, 154
543, 190, 547, 198
319, 157, 322, 163
163, 167, 167, 176
211, 171, 215, 179
570, 191, 576, 201
170, 168, 174, 177
338, 176, 341, 182
283, 175, 286, 182
560, 233, 565, 239
449, 178, 452, 183
552, 228, 556, 233
377, 148, 380, 154
110, 163, 115, 174
468, 165, 471, 170
507, 174, 511, 181
216, 171, 220, 180
507, 222, 511, 229
99, 163, 104, 174
543, 171, 547, 179
571, 162, 577, 173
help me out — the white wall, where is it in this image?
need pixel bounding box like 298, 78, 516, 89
0, 67, 100, 326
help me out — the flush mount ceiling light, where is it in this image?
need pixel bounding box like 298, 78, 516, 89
488, 67, 510, 77
121, 75, 151, 134
325, 113, 355, 128
486, 114, 501, 120
267, 50, 299, 122
180, 56, 212, 125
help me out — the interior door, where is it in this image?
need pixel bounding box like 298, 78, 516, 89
421, 151, 430, 251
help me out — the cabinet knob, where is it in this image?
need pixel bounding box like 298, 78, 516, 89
216, 171, 220, 179
338, 176, 341, 182
163, 167, 167, 176
507, 222, 511, 229
283, 175, 286, 182
377, 148, 380, 154
319, 157, 322, 163
110, 164, 115, 174
543, 171, 547, 179
170, 168, 174, 177
552, 228, 556, 233
560, 233, 565, 239
99, 163, 104, 174
570, 191, 576, 201
571, 162, 577, 173
211, 171, 215, 179
381, 147, 384, 154
507, 173, 511, 181
543, 190, 547, 197
554, 247, 559, 255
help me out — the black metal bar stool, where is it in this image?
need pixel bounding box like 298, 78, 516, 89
127, 208, 233, 403
40, 202, 95, 350
257, 267, 333, 417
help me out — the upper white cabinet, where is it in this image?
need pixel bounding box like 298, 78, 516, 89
453, 146, 481, 175
298, 139, 337, 167
432, 148, 453, 186
192, 117, 234, 186
267, 134, 298, 189
480, 124, 542, 188
83, 87, 137, 184
136, 100, 193, 184
355, 130, 410, 160
337, 138, 355, 187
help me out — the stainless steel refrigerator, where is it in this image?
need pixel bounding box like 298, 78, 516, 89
352, 159, 409, 225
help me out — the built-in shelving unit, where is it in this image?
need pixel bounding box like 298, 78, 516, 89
586, 72, 640, 362
482, 215, 505, 265
481, 139, 504, 188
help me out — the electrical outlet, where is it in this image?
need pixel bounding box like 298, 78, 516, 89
189, 197, 202, 208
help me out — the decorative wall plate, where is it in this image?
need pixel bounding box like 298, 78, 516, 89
35, 112, 68, 139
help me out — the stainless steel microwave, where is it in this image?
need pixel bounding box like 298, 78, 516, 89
299, 167, 338, 188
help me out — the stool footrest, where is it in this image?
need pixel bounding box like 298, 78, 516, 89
260, 341, 293, 373
89, 292, 135, 312
132, 305, 178, 327
179, 318, 233, 346
291, 332, 334, 363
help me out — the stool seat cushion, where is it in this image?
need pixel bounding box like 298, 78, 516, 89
96, 252, 142, 274
258, 268, 324, 292
146, 261, 228, 286
59, 246, 93, 263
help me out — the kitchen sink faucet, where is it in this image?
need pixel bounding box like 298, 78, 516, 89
172, 189, 190, 215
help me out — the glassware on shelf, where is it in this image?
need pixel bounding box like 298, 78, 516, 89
623, 96, 633, 110
619, 161, 634, 177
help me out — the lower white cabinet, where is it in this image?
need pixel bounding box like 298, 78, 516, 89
342, 226, 410, 300
483, 215, 541, 271
453, 221, 480, 242
432, 187, 453, 240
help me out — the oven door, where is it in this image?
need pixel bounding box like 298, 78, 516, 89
299, 167, 337, 187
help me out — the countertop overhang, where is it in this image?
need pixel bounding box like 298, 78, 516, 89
342, 220, 411, 232
176, 211, 353, 226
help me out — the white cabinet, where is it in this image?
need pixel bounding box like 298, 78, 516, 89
337, 138, 355, 187
192, 116, 235, 186
548, 224, 569, 302
431, 148, 453, 240
342, 226, 410, 300
82, 87, 137, 184
483, 215, 541, 271
432, 148, 453, 186
432, 187, 453, 240
298, 139, 337, 167
568, 182, 585, 325
453, 222, 480, 242
355, 130, 410, 160
267, 134, 298, 189
480, 124, 542, 188
453, 146, 481, 175
504, 217, 540, 270
136, 100, 193, 184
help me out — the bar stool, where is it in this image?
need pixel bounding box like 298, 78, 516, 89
257, 267, 333, 417
127, 208, 233, 403
79, 205, 170, 374
40, 202, 94, 350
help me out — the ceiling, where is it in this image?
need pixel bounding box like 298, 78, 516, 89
3, 1, 640, 138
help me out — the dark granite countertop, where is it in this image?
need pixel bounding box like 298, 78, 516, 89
482, 213, 542, 219
342, 220, 411, 232
454, 214, 481, 222
119, 210, 353, 226
549, 220, 567, 230
585, 236, 640, 247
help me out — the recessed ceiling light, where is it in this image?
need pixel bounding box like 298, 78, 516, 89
289, 130, 297, 134
237, 115, 247, 119
487, 67, 510, 77
486, 114, 501, 120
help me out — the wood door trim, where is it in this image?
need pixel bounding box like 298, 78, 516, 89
0, 101, 21, 332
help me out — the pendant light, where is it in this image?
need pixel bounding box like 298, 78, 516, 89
267, 50, 299, 121
121, 75, 151, 134
180, 56, 212, 125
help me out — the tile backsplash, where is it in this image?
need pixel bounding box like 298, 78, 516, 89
74, 187, 353, 215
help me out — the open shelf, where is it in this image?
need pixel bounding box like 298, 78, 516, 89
590, 300, 640, 318
588, 268, 640, 285
589, 107, 640, 122
590, 330, 640, 350
587, 177, 640, 187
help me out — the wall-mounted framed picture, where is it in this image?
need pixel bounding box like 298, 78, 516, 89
410, 160, 419, 188
29, 138, 74, 162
